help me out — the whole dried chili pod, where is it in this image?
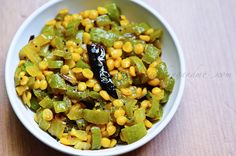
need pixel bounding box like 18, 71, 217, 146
87, 43, 118, 99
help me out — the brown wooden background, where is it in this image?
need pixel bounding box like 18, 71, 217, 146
1, 0, 236, 155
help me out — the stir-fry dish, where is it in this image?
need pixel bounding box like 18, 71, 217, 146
14, 3, 175, 150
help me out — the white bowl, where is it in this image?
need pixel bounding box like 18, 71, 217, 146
5, 0, 185, 155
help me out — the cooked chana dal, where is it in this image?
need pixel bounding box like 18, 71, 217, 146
14, 3, 175, 150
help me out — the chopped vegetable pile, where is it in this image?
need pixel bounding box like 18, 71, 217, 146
14, 3, 175, 150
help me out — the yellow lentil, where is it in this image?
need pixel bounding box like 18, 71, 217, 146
116, 116, 127, 125
60, 65, 70, 74
129, 66, 136, 77
78, 82, 87, 91
121, 58, 131, 68
148, 78, 160, 86
122, 42, 133, 53
134, 43, 144, 54
113, 41, 123, 49
147, 67, 157, 79
101, 138, 111, 148
100, 90, 110, 101
97, 7, 108, 15
139, 35, 151, 42
112, 99, 123, 107
82, 68, 94, 79
107, 59, 115, 71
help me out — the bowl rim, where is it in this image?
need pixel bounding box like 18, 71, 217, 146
5, 0, 185, 155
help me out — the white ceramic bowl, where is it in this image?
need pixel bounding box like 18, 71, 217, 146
5, 0, 185, 155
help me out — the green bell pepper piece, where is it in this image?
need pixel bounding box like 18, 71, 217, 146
91, 127, 102, 150
83, 109, 110, 124
129, 56, 147, 74
76, 59, 90, 69
66, 85, 88, 100
96, 15, 111, 27
165, 77, 175, 92
48, 119, 66, 139
150, 28, 163, 42
14, 65, 25, 86
33, 34, 50, 47
47, 74, 66, 90
75, 30, 84, 44
51, 36, 64, 49
156, 62, 169, 79
134, 108, 145, 123
121, 122, 147, 144
39, 96, 53, 109
41, 25, 55, 40
66, 19, 80, 37
27, 77, 35, 89
105, 3, 120, 22
30, 97, 40, 111
33, 89, 48, 101
160, 90, 170, 104
47, 60, 63, 69
70, 128, 87, 141
113, 72, 132, 89
53, 101, 68, 113
142, 44, 161, 64
67, 104, 83, 120
36, 109, 51, 131
146, 93, 161, 119
90, 28, 120, 47
53, 96, 71, 113
53, 49, 64, 57
127, 23, 150, 35
124, 98, 137, 117
20, 44, 42, 64
39, 45, 50, 57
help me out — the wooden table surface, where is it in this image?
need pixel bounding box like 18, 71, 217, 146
1, 0, 236, 155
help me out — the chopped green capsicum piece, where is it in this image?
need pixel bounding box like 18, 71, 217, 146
48, 119, 66, 139
121, 122, 147, 144
134, 108, 145, 123
126, 23, 150, 35
129, 56, 147, 74
47, 60, 64, 69
165, 77, 175, 92
33, 89, 48, 101
156, 62, 169, 79
113, 72, 132, 89
142, 44, 161, 64
76, 59, 90, 69
91, 126, 102, 150
96, 15, 111, 27
105, 3, 120, 23
39, 96, 53, 109
90, 28, 120, 47
124, 98, 137, 117
36, 109, 51, 131
30, 97, 40, 111
67, 104, 83, 120
51, 36, 64, 49
150, 28, 163, 42
41, 25, 55, 40
146, 93, 161, 119
33, 34, 50, 47
47, 74, 67, 91
54, 96, 71, 113
19, 44, 42, 64
66, 19, 80, 37
83, 109, 110, 124
75, 30, 84, 44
